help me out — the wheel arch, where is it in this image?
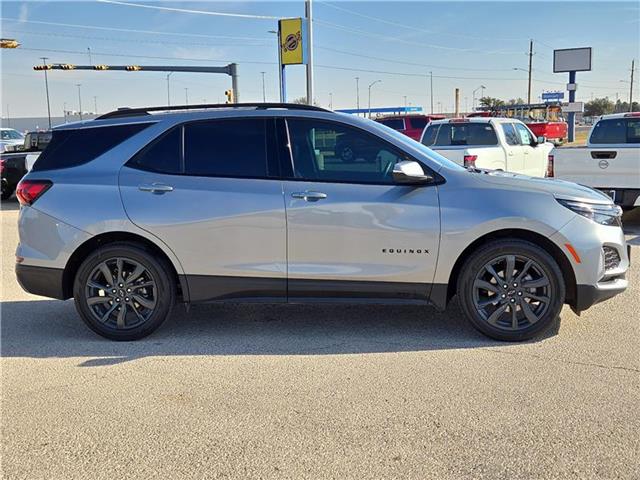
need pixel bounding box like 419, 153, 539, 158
435, 228, 577, 310
62, 231, 188, 302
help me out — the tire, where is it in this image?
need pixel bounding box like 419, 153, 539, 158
1, 181, 14, 200
73, 242, 175, 341
456, 239, 565, 342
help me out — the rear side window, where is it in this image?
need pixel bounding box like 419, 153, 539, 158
409, 118, 428, 130
184, 119, 268, 177
502, 123, 520, 146
378, 118, 405, 130
423, 123, 498, 146
628, 119, 640, 143
590, 119, 627, 144
32, 123, 152, 171
128, 127, 181, 174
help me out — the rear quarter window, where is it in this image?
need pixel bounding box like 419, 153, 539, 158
32, 123, 152, 171
425, 123, 498, 146
378, 118, 405, 130
408, 118, 428, 130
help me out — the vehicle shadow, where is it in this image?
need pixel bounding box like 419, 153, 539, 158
0, 298, 560, 366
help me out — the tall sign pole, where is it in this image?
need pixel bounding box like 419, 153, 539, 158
527, 40, 533, 104
305, 0, 314, 105
40, 57, 52, 129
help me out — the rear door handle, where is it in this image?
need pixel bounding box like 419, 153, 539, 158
138, 183, 174, 194
291, 191, 327, 202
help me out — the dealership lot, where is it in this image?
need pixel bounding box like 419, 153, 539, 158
1, 201, 639, 479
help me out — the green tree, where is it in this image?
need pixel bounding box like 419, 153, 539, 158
507, 97, 526, 105
479, 96, 505, 108
584, 97, 615, 117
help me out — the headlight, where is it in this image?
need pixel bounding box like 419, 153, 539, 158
557, 199, 622, 226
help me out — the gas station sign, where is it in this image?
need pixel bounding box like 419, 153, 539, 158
279, 18, 307, 65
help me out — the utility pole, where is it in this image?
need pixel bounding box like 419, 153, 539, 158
6, 104, 10, 128
40, 57, 52, 129
87, 47, 92, 65
329, 92, 333, 110
305, 0, 314, 105
76, 84, 83, 121
260, 71, 266, 102
93, 96, 98, 114
355, 77, 360, 113
527, 40, 533, 104
430, 71, 434, 114
63, 102, 67, 123
630, 59, 635, 112
184, 88, 189, 105
403, 95, 407, 112
368, 80, 381, 118
166, 72, 173, 106
454, 88, 460, 117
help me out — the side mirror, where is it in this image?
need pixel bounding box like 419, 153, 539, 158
392, 160, 433, 184
536, 136, 546, 144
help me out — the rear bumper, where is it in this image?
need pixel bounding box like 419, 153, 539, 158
15, 263, 66, 300
572, 277, 628, 313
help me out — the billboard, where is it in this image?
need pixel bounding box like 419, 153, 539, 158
553, 47, 592, 73
279, 18, 306, 65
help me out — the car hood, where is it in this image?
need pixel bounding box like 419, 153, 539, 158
474, 170, 613, 204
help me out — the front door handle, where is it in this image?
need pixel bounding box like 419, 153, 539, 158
291, 191, 327, 202
138, 183, 174, 194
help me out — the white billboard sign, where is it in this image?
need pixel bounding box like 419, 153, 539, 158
553, 47, 592, 73
562, 102, 584, 113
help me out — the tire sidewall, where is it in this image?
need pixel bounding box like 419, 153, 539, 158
457, 240, 565, 341
73, 243, 175, 341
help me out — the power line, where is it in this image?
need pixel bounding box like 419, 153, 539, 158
97, 0, 280, 20
0, 17, 270, 42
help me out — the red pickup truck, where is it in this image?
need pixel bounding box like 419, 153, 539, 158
376, 114, 445, 141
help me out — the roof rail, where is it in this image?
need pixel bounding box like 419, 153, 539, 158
96, 102, 329, 120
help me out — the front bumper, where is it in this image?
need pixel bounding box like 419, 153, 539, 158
573, 278, 628, 313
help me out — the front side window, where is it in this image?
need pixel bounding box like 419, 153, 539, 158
184, 119, 268, 177
514, 123, 534, 145
287, 119, 407, 184
590, 119, 627, 144
502, 123, 520, 146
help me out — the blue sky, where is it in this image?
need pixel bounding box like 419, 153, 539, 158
1, 1, 639, 117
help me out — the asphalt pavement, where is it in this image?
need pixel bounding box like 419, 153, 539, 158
1, 200, 639, 480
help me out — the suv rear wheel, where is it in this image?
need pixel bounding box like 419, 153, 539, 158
457, 239, 565, 341
73, 242, 175, 341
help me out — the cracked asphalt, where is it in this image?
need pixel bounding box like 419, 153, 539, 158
1, 201, 639, 479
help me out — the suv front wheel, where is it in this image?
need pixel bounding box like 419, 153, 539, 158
457, 239, 565, 341
73, 242, 175, 341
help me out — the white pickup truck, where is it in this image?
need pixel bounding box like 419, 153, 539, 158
420, 117, 553, 177
552, 112, 640, 208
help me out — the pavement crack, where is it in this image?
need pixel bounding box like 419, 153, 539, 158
485, 348, 640, 374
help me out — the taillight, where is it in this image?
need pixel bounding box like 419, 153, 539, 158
15, 179, 52, 206
0, 159, 5, 174
463, 155, 477, 168
546, 154, 554, 178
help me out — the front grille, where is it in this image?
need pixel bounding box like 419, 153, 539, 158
603, 246, 621, 271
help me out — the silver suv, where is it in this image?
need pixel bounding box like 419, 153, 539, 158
15, 103, 629, 341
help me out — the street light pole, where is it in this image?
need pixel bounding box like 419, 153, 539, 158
93, 96, 97, 114
630, 59, 635, 112
40, 57, 52, 129
355, 77, 360, 113
305, 0, 314, 105
76, 84, 83, 121
184, 88, 189, 105
166, 72, 174, 106
430, 71, 434, 114
368, 79, 381, 118
260, 71, 266, 102
329, 92, 333, 110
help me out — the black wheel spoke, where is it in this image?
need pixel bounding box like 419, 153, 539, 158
485, 264, 504, 285
87, 296, 111, 306
486, 304, 508, 326
474, 279, 500, 293
515, 260, 533, 283
505, 255, 516, 283
510, 304, 518, 329
522, 277, 549, 289
128, 302, 147, 323
523, 292, 549, 303
116, 304, 127, 329
132, 281, 154, 289
520, 300, 539, 325
99, 303, 118, 323
132, 294, 155, 310
126, 264, 145, 284
115, 258, 124, 285
99, 263, 114, 285
87, 280, 108, 291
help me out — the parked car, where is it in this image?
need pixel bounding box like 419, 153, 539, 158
0, 128, 25, 153
551, 112, 640, 208
376, 114, 445, 141
16, 103, 628, 342
421, 117, 553, 177
0, 130, 51, 199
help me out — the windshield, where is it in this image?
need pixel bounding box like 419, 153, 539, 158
370, 119, 466, 171
1, 129, 24, 140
